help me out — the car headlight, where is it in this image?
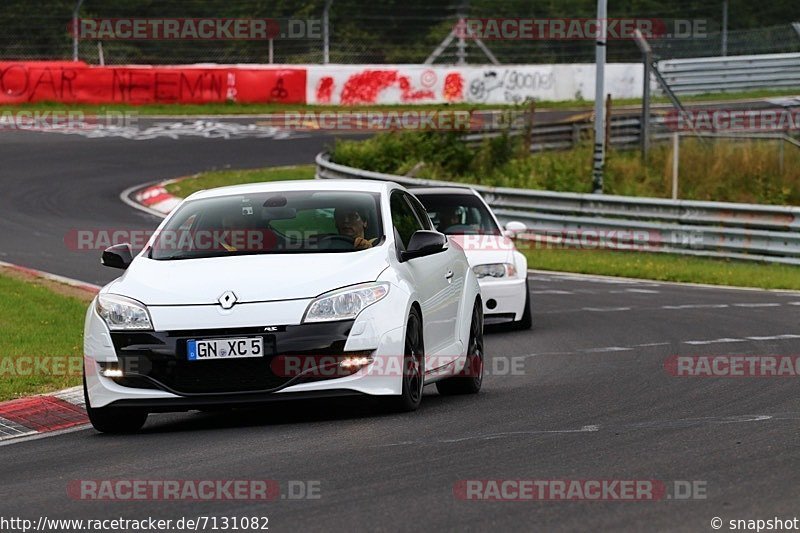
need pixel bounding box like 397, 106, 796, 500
303, 283, 389, 323
95, 294, 153, 331
473, 263, 517, 279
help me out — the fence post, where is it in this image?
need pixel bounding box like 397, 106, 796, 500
605, 94, 612, 149
72, 0, 84, 62
672, 132, 680, 199
323, 0, 333, 64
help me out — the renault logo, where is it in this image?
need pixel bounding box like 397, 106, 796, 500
218, 291, 237, 309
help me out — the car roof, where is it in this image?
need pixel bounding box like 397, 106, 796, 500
411, 186, 480, 196
186, 179, 396, 201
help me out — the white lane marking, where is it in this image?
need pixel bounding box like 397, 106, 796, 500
582, 307, 632, 312
623, 288, 660, 294
662, 304, 729, 309
521, 351, 576, 358
745, 334, 800, 341
788, 302, 800, 306
523, 333, 800, 359
684, 338, 749, 345
584, 346, 632, 353
528, 269, 800, 295
732, 303, 782, 308
376, 413, 782, 448
530, 289, 574, 294
634, 342, 671, 347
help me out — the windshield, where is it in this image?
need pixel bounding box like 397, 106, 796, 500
149, 190, 384, 260
415, 193, 501, 236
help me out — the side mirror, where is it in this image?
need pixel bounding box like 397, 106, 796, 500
400, 230, 447, 262
503, 220, 527, 238
102, 243, 133, 270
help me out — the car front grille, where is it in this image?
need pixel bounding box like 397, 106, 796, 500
109, 321, 355, 395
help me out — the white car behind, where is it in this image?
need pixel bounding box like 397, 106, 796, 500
413, 187, 531, 330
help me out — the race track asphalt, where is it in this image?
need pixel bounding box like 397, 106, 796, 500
1, 123, 799, 532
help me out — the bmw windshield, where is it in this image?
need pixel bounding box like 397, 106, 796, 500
415, 193, 501, 236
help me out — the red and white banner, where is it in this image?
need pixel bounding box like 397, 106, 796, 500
0, 62, 306, 105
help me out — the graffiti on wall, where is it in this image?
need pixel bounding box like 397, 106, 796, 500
467, 68, 556, 104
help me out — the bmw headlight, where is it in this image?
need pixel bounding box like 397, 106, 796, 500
473, 263, 517, 279
95, 294, 153, 331
303, 283, 389, 323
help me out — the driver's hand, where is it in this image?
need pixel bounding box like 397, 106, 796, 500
353, 237, 373, 250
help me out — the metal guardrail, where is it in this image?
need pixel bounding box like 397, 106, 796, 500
463, 114, 675, 151
316, 152, 800, 265
657, 52, 800, 95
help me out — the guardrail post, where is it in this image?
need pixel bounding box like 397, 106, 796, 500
572, 123, 580, 149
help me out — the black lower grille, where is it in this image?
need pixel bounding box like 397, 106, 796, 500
110, 321, 354, 395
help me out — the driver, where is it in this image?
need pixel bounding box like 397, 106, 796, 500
334, 207, 376, 250
437, 206, 460, 232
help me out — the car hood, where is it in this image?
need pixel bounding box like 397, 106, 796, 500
106, 248, 390, 305
449, 234, 515, 267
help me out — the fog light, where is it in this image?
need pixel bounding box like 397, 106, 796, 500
101, 366, 123, 378
339, 356, 373, 370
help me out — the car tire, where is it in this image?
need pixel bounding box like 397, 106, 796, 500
512, 280, 533, 330
436, 302, 484, 396
385, 307, 425, 412
83, 373, 148, 434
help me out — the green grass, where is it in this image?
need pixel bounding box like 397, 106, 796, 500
1, 88, 796, 116
166, 164, 315, 197
522, 246, 800, 290
0, 274, 89, 400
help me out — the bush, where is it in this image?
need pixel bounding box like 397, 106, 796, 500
331, 132, 800, 205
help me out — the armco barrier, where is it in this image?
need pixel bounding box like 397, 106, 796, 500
316, 152, 800, 265
0, 62, 306, 104
657, 53, 800, 95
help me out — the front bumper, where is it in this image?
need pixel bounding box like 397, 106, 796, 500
478, 276, 527, 322
84, 291, 409, 409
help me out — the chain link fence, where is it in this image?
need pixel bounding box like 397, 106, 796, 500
1, 1, 799, 65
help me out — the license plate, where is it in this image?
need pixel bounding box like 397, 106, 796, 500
187, 337, 264, 361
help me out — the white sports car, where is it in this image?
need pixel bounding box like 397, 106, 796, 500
84, 180, 483, 433
413, 187, 531, 330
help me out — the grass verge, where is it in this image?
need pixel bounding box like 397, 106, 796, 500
522, 247, 800, 290
1, 88, 796, 116
0, 269, 94, 401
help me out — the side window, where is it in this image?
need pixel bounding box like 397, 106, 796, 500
407, 194, 434, 230
390, 192, 424, 249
